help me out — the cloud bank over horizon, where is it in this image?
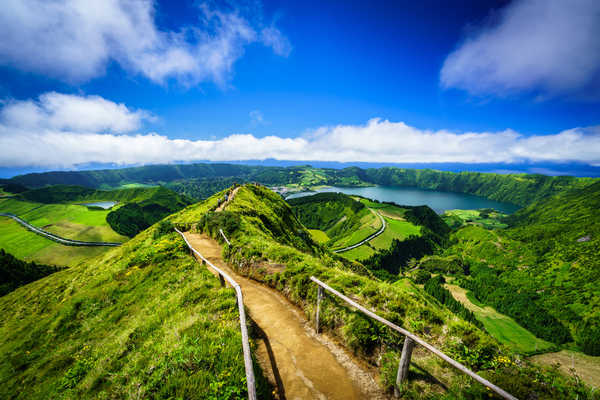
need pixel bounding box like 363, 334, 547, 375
441, 0, 600, 98
0, 0, 290, 86
1, 93, 599, 169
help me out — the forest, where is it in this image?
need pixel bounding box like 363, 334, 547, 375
7, 163, 594, 205
0, 249, 62, 296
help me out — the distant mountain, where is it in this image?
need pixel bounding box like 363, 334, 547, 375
8, 163, 597, 206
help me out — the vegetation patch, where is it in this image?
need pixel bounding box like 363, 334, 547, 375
171, 184, 597, 398
0, 223, 272, 399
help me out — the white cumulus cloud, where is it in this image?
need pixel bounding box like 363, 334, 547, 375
0, 92, 151, 133
0, 0, 288, 85
1, 94, 599, 168
440, 0, 600, 97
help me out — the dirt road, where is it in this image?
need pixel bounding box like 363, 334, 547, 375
183, 232, 386, 400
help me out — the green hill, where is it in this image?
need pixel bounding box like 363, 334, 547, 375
440, 182, 600, 355
287, 192, 382, 250
170, 184, 594, 398
1, 184, 596, 398
8, 163, 595, 205
0, 249, 63, 296
16, 185, 192, 238
0, 219, 272, 399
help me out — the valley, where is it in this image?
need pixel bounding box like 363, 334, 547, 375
1, 171, 599, 398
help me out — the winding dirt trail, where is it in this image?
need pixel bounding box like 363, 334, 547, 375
183, 232, 387, 400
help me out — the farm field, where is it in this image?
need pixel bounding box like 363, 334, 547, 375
0, 218, 109, 266
370, 217, 421, 250
445, 283, 556, 354
338, 242, 376, 261
442, 209, 508, 229
0, 199, 127, 242
530, 350, 600, 388
328, 210, 380, 250
0, 197, 128, 266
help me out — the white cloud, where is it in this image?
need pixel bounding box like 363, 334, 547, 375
0, 0, 288, 85
0, 92, 151, 133
260, 26, 292, 57
1, 95, 599, 168
440, 0, 600, 97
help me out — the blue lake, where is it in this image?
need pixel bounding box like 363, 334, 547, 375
80, 201, 117, 209
286, 186, 521, 214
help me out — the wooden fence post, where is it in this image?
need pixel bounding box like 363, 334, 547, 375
395, 337, 415, 397
315, 286, 323, 333
219, 273, 225, 287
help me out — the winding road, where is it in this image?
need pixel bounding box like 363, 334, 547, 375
0, 212, 122, 247
332, 211, 386, 253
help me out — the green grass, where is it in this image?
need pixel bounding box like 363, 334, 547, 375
370, 217, 421, 250
442, 209, 508, 230
173, 184, 596, 399
0, 227, 270, 399
117, 183, 158, 189
0, 199, 128, 243
308, 228, 329, 244
329, 213, 379, 249
0, 198, 42, 215
338, 243, 376, 261
0, 217, 115, 266
446, 284, 556, 355
0, 197, 128, 265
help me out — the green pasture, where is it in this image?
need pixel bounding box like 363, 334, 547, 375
442, 209, 508, 230
0, 218, 110, 266
446, 283, 556, 354
308, 229, 329, 244
370, 217, 421, 250
338, 243, 376, 261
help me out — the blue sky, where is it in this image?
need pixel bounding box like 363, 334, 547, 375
0, 0, 599, 177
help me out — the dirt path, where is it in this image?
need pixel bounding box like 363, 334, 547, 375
183, 232, 387, 400
216, 186, 241, 212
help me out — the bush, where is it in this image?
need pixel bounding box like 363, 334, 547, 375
153, 220, 174, 239
576, 316, 600, 355
413, 270, 431, 284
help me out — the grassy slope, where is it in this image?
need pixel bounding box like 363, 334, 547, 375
445, 283, 555, 354
0, 219, 270, 399
307, 228, 329, 244
288, 192, 380, 250
444, 182, 600, 350
172, 184, 595, 399
289, 193, 421, 260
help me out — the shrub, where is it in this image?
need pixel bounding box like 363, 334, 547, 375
576, 316, 600, 356
413, 270, 431, 284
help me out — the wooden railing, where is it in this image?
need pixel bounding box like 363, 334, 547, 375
175, 228, 256, 400
310, 276, 518, 400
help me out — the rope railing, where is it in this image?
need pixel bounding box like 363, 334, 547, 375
175, 228, 256, 400
310, 276, 518, 400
